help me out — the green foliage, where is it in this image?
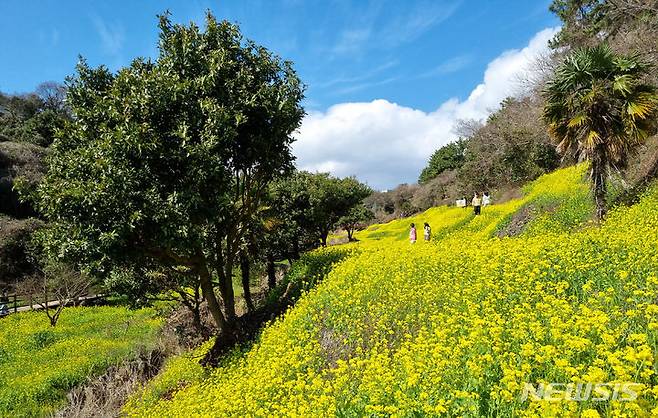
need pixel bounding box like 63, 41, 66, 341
304, 173, 372, 245
543, 44, 658, 218
33, 12, 305, 333
0, 217, 43, 287
266, 172, 319, 260
549, 0, 608, 48
0, 306, 162, 417
0, 137, 48, 219
271, 172, 372, 247
0, 87, 68, 147
418, 139, 467, 184
337, 204, 375, 241
549, 0, 658, 50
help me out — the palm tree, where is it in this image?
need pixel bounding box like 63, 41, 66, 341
543, 44, 658, 219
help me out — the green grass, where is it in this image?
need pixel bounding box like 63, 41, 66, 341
0, 306, 163, 417
124, 338, 216, 412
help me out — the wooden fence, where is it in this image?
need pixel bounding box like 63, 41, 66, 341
0, 293, 105, 317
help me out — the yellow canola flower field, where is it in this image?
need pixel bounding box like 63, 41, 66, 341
127, 165, 658, 417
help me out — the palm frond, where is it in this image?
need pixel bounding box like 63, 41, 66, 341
567, 114, 588, 128
613, 74, 634, 95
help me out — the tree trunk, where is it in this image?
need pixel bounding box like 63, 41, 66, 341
240, 251, 254, 312
180, 295, 207, 337
215, 245, 237, 322
219, 270, 236, 321
592, 148, 607, 220
266, 254, 277, 290
291, 239, 300, 260
191, 305, 205, 337
198, 259, 231, 335
347, 227, 353, 242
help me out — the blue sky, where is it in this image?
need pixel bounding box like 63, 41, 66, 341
0, 0, 560, 189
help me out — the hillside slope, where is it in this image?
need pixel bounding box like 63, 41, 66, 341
127, 166, 658, 417
355, 164, 592, 244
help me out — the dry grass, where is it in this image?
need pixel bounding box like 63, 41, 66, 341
52, 312, 188, 417
54, 349, 167, 418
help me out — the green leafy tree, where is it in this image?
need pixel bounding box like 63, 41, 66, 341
34, 12, 304, 340
303, 173, 372, 246
418, 139, 467, 184
337, 204, 374, 241
543, 45, 658, 219
549, 0, 658, 50
268, 173, 316, 260
0, 87, 69, 147
549, 0, 608, 48
267, 172, 371, 247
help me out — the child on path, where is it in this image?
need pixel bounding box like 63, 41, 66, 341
409, 223, 417, 244
423, 222, 431, 241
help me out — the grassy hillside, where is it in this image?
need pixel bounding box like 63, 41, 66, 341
126, 165, 658, 417
0, 306, 162, 417
355, 164, 591, 244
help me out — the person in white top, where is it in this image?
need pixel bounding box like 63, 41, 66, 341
482, 192, 491, 207
423, 222, 431, 241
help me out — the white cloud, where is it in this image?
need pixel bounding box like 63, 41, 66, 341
293, 27, 559, 190
92, 16, 125, 56
419, 54, 474, 78
382, 1, 461, 47
330, 1, 461, 58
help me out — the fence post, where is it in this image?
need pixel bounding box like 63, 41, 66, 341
13, 294, 17, 313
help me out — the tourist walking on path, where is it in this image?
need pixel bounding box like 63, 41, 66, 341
472, 193, 482, 215
482, 191, 491, 207
409, 223, 417, 244
423, 222, 431, 241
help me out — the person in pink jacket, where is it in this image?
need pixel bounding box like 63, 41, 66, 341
409, 223, 417, 244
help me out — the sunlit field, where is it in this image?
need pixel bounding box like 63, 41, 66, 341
126, 166, 658, 417
0, 306, 162, 417
2, 1, 658, 416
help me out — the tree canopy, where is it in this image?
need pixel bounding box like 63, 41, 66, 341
337, 204, 375, 241
543, 44, 658, 218
34, 12, 305, 338
271, 171, 372, 247
418, 139, 467, 184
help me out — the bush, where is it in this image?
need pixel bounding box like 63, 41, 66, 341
0, 216, 44, 289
